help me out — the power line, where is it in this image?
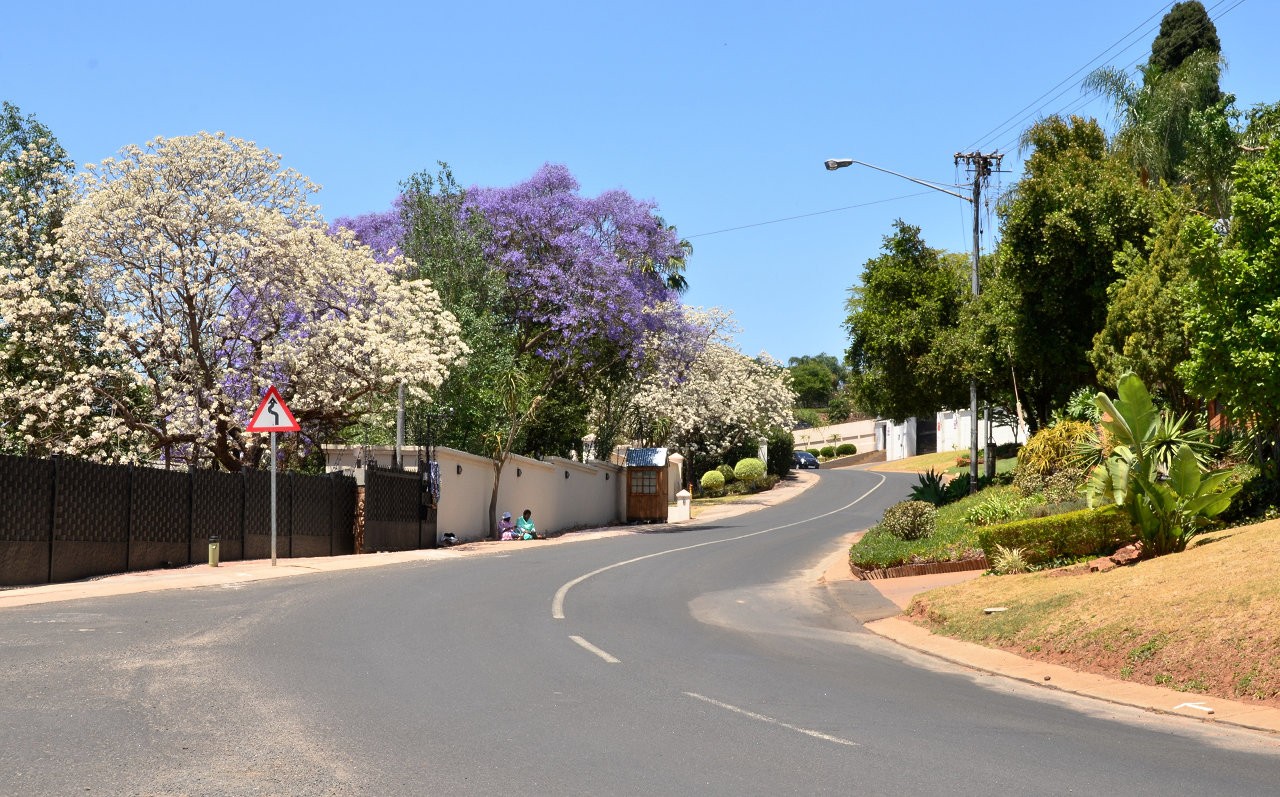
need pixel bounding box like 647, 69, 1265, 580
986, 0, 1246, 156
685, 191, 938, 238
963, 2, 1175, 153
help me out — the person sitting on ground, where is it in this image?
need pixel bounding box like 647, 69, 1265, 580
498, 512, 518, 541
516, 509, 539, 540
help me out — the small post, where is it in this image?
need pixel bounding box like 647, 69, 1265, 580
208, 535, 220, 567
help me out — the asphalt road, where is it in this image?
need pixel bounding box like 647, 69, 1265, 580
2, 468, 1278, 795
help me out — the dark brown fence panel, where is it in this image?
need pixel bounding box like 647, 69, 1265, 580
290, 473, 333, 558
191, 469, 243, 562
129, 467, 191, 571
1, 455, 358, 585
244, 469, 291, 560
53, 458, 130, 583
364, 468, 422, 552
331, 474, 357, 556
0, 455, 54, 587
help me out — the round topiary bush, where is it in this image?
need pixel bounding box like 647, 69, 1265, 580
700, 469, 725, 492
819, 446, 835, 459
881, 500, 937, 541
717, 463, 737, 484
806, 449, 821, 458
733, 457, 766, 484
836, 443, 857, 456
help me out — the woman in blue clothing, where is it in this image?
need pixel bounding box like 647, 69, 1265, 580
516, 509, 539, 539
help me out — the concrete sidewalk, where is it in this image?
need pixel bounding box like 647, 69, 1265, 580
5, 469, 1279, 736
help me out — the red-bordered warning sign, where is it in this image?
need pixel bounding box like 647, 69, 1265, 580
247, 385, 301, 433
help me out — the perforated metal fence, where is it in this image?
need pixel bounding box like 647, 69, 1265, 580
0, 455, 359, 588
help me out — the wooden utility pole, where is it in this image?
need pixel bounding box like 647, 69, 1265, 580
953, 151, 1003, 492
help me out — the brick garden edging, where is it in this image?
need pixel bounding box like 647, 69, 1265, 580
850, 557, 989, 580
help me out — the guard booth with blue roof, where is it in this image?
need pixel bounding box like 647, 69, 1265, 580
625, 447, 668, 522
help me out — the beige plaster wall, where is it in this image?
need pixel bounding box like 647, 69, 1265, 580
322, 445, 623, 543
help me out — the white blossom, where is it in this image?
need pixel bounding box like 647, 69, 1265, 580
3, 132, 466, 468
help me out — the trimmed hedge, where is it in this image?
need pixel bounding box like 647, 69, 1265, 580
835, 443, 857, 456
976, 506, 1136, 566
700, 470, 725, 491
819, 446, 835, 459
734, 457, 766, 484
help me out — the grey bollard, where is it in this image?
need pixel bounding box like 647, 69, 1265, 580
208, 535, 220, 567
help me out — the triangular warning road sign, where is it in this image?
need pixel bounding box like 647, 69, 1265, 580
247, 385, 301, 433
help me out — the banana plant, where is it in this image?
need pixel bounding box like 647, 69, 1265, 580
1086, 373, 1238, 556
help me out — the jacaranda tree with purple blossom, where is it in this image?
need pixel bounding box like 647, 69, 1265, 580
463, 164, 692, 535
337, 163, 695, 536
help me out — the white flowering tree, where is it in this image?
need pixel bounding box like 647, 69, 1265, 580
6, 132, 465, 469
0, 104, 122, 457
630, 308, 795, 480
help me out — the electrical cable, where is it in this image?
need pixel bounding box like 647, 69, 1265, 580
986, 0, 1246, 156
963, 2, 1175, 153
685, 190, 938, 239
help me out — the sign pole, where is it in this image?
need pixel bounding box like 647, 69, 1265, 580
270, 431, 278, 566
246, 384, 300, 569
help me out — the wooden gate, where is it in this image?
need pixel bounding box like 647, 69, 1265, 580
625, 447, 669, 522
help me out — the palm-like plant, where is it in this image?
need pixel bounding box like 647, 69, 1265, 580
1083, 50, 1235, 218
1085, 373, 1238, 555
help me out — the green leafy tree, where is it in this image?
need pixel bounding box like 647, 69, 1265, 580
788, 359, 837, 408
1180, 136, 1280, 463
844, 220, 969, 421
997, 115, 1153, 429
1085, 2, 1233, 217
1148, 1, 1221, 85
1090, 189, 1198, 415
397, 165, 517, 455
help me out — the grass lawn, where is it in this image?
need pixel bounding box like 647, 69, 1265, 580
868, 449, 1017, 477
907, 519, 1280, 706
848, 485, 1014, 569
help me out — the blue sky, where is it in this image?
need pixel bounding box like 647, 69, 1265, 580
3, 1, 1273, 364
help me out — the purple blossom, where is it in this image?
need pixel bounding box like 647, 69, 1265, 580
331, 203, 405, 263
464, 164, 686, 370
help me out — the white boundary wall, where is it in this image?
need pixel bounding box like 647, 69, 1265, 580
793, 418, 876, 455
935, 408, 1026, 454
323, 445, 623, 543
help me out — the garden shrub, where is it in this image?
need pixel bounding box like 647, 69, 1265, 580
882, 500, 937, 541
910, 469, 949, 506
1219, 463, 1280, 522
1042, 466, 1086, 504
700, 470, 725, 492
819, 446, 836, 459
1025, 498, 1089, 518
994, 442, 1022, 459
733, 457, 766, 484
976, 506, 1136, 566
765, 426, 795, 477
1013, 420, 1094, 496
963, 491, 1032, 527
989, 544, 1030, 575
717, 463, 737, 484
835, 443, 857, 456
805, 449, 821, 458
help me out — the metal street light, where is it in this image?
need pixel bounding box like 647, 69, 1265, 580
825, 155, 992, 493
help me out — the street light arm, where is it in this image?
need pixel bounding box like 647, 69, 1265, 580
824, 158, 970, 202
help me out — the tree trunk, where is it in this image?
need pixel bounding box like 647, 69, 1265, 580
487, 455, 505, 540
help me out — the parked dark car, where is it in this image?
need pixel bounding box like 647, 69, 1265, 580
793, 451, 820, 469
